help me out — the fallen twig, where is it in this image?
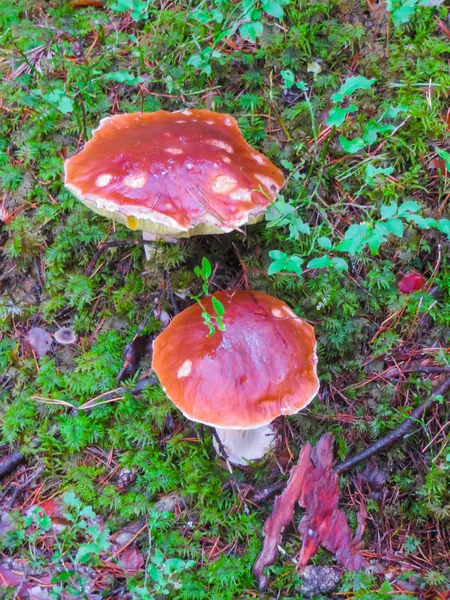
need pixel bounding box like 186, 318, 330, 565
335, 376, 450, 474
33, 376, 158, 412
8, 463, 45, 508
0, 451, 26, 480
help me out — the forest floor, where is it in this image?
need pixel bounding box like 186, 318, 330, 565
1, 0, 450, 598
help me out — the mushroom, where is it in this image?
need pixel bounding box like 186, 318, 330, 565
151, 290, 319, 466
54, 327, 77, 345
64, 110, 284, 255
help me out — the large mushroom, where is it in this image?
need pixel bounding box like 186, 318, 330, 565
152, 290, 319, 466
64, 110, 284, 247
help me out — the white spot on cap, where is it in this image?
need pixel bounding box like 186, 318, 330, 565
165, 148, 183, 154
223, 157, 231, 164
230, 188, 252, 202
163, 202, 173, 210
252, 153, 266, 165
224, 118, 232, 126
96, 174, 112, 187
254, 173, 279, 194
176, 120, 186, 123
271, 308, 283, 318
183, 110, 192, 115
211, 175, 237, 194
123, 174, 147, 188
206, 120, 214, 125
177, 360, 192, 378
208, 140, 234, 153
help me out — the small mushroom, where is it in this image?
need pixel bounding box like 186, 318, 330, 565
64, 110, 284, 256
151, 290, 319, 466
398, 272, 427, 294
54, 327, 77, 345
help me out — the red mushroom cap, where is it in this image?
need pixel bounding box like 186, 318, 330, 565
151, 290, 319, 429
64, 110, 284, 238
398, 272, 427, 294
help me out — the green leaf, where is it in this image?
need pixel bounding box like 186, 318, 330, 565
307, 255, 331, 269
437, 219, 450, 235
385, 104, 408, 118
331, 257, 349, 271
398, 200, 420, 215
63, 492, 81, 508
367, 230, 385, 254
151, 549, 165, 566
105, 71, 144, 85
362, 121, 394, 145
380, 202, 398, 219
58, 96, 74, 114
290, 218, 310, 238
110, 0, 134, 12
326, 104, 357, 127
318, 236, 332, 250
269, 250, 286, 261
280, 159, 294, 170
281, 69, 295, 89
295, 80, 308, 91
267, 259, 285, 276
239, 20, 263, 40
76, 543, 100, 564
339, 136, 365, 154
435, 147, 450, 170
385, 218, 404, 237
79, 506, 96, 519
365, 164, 394, 184
286, 256, 303, 275
404, 213, 435, 229
389, 0, 419, 26
331, 76, 376, 104
262, 0, 284, 19
211, 296, 225, 317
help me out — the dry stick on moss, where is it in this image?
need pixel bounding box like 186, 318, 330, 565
334, 376, 450, 474
0, 451, 26, 480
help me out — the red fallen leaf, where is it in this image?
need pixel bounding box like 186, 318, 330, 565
253, 443, 311, 591
118, 546, 145, 573
37, 498, 63, 518
398, 272, 427, 294
253, 434, 366, 591
296, 434, 366, 570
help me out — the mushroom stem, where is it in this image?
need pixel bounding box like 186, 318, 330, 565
142, 231, 177, 260
213, 424, 277, 466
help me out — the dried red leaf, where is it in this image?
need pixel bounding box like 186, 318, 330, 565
253, 434, 366, 591
296, 434, 366, 571
119, 546, 145, 573
253, 444, 311, 591
398, 272, 427, 294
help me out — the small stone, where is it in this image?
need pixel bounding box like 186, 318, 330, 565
297, 565, 341, 597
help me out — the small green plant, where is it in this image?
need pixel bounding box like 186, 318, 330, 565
192, 257, 226, 336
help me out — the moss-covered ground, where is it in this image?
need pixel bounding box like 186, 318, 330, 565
1, 0, 450, 597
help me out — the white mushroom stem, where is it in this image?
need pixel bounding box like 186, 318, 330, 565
142, 231, 177, 260
213, 424, 278, 466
